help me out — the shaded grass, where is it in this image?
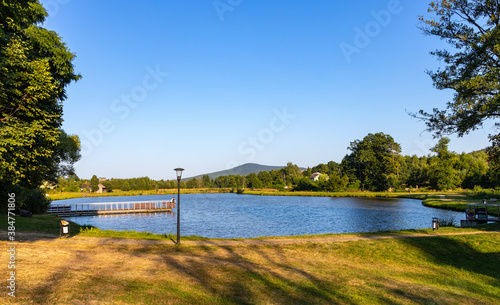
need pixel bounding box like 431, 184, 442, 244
0, 214, 207, 241
5, 229, 500, 304
78, 226, 209, 241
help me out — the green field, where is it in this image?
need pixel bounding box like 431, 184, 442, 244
3, 192, 500, 304
1, 214, 499, 304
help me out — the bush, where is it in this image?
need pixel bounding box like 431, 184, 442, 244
0, 185, 51, 214
439, 217, 456, 227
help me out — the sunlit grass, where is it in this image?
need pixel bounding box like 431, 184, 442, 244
7, 226, 500, 304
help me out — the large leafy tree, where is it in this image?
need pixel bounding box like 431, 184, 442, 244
427, 137, 461, 190
0, 0, 81, 189
346, 132, 403, 191
415, 0, 500, 150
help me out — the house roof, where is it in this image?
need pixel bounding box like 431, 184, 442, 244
310, 172, 321, 179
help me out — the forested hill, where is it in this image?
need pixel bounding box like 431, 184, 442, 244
187, 163, 289, 180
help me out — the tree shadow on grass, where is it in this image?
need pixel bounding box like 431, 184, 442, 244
151, 241, 356, 304
400, 235, 500, 279
399, 234, 500, 301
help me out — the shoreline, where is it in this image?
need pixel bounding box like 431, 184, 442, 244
48, 189, 483, 212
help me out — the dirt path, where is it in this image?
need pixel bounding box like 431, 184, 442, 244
7, 230, 499, 247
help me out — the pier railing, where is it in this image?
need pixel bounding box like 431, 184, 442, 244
47, 200, 176, 215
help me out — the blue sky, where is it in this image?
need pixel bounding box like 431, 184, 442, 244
40, 0, 494, 180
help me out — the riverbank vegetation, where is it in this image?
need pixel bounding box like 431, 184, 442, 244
49, 134, 499, 199
48, 188, 233, 201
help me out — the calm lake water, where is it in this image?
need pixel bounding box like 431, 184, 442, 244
57, 193, 464, 238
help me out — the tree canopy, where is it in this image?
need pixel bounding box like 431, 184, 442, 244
0, 0, 81, 189
346, 132, 402, 191
414, 0, 500, 150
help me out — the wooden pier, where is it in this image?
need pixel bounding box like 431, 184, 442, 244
47, 200, 176, 217
465, 202, 500, 223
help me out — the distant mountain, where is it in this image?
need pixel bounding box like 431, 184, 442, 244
186, 163, 289, 180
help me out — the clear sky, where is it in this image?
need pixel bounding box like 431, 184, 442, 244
39, 0, 495, 180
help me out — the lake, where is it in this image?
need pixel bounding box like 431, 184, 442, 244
58, 193, 464, 238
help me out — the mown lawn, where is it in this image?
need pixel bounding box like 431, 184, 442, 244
1, 230, 499, 304
1, 214, 499, 304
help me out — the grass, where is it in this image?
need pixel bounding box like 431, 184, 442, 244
243, 189, 426, 198
0, 214, 207, 241
48, 188, 233, 200
2, 213, 500, 304
1, 220, 499, 304
243, 189, 500, 213
421, 192, 499, 213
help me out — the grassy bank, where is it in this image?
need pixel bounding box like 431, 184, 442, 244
421, 191, 500, 212
1, 221, 499, 304
243, 189, 427, 199
48, 188, 233, 200
48, 188, 500, 214
0, 214, 207, 241
244, 189, 500, 213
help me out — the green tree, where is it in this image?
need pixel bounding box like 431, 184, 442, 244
247, 173, 263, 189
90, 175, 99, 193
294, 177, 317, 191
281, 162, 301, 187
311, 163, 328, 174
326, 161, 341, 177
402, 155, 429, 188
302, 167, 312, 179
201, 175, 212, 188
121, 181, 131, 191
428, 138, 461, 190
0, 0, 81, 188
346, 132, 403, 191
486, 156, 500, 187
326, 172, 349, 191
186, 178, 198, 189
53, 130, 81, 178
414, 1, 500, 151
102, 180, 113, 192
257, 171, 272, 188
457, 151, 488, 188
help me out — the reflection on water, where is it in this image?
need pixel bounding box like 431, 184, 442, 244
60, 193, 464, 238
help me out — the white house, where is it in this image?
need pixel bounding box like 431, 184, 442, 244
310, 172, 321, 182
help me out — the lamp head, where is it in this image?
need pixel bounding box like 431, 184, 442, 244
174, 168, 184, 181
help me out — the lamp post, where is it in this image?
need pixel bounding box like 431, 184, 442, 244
174, 168, 184, 244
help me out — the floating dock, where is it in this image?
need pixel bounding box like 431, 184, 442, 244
47, 200, 176, 217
